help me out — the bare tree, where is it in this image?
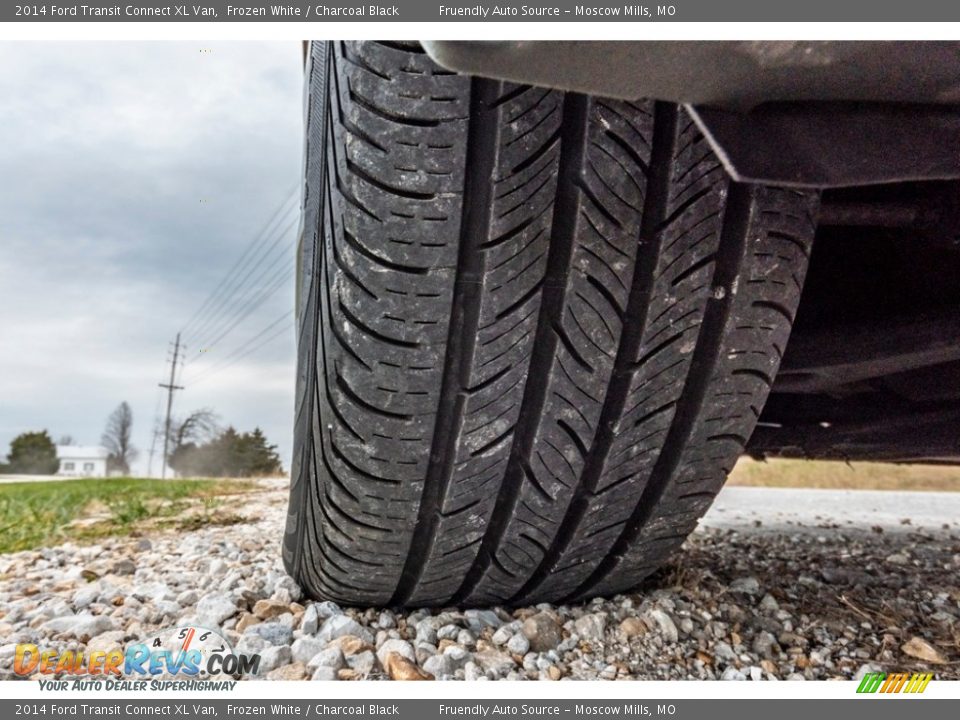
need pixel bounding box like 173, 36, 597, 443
102, 401, 138, 474
168, 409, 220, 472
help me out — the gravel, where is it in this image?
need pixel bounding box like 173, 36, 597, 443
1, 479, 957, 681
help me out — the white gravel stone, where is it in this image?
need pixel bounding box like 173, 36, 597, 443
308, 647, 345, 671
645, 609, 679, 643
376, 639, 415, 667
346, 650, 376, 675
257, 645, 292, 674
423, 653, 455, 679
72, 586, 99, 609
311, 666, 338, 681
291, 636, 326, 664
317, 615, 373, 644
41, 614, 115, 641
176, 590, 199, 606
491, 626, 513, 646
722, 667, 747, 681
195, 594, 237, 626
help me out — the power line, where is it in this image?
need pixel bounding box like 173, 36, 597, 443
187, 318, 295, 388
184, 263, 295, 382
180, 186, 298, 339
185, 310, 294, 386
163, 186, 299, 418
180, 189, 296, 339
184, 212, 298, 348
190, 255, 296, 364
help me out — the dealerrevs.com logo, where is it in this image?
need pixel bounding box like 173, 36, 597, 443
14, 626, 259, 691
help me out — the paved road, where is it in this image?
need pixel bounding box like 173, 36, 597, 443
705, 486, 960, 533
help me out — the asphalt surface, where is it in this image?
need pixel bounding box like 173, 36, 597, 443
705, 486, 960, 534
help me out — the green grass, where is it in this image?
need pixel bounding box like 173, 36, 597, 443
0, 477, 253, 554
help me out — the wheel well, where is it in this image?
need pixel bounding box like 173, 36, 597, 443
750, 179, 960, 463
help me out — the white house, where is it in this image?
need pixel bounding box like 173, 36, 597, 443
56, 446, 109, 478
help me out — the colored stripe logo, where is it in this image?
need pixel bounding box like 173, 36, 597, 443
857, 672, 933, 694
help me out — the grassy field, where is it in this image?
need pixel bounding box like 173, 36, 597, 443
0, 477, 255, 554
2, 462, 956, 555
729, 458, 960, 492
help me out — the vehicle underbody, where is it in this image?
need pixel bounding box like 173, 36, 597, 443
425, 40, 960, 464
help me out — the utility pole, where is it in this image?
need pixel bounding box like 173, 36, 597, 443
147, 424, 159, 478
159, 333, 184, 479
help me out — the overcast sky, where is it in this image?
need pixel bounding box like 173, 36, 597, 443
0, 42, 304, 474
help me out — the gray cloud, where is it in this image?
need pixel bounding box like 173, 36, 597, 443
0, 42, 304, 473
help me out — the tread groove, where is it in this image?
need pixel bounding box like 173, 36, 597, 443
567, 182, 754, 601
389, 77, 501, 606
508, 101, 679, 604
452, 93, 590, 604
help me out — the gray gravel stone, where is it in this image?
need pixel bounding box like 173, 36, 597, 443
506, 632, 530, 655
729, 577, 761, 596
414, 619, 438, 645
574, 613, 607, 644
463, 609, 501, 634
437, 624, 460, 641
314, 601, 343, 620
257, 645, 292, 674
522, 613, 563, 652
176, 590, 199, 606
443, 645, 470, 668
248, 621, 293, 647
300, 604, 320, 635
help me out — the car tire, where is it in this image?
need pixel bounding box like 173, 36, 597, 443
283, 40, 819, 606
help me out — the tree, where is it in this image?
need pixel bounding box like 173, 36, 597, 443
164, 408, 219, 476
237, 428, 283, 476
102, 401, 138, 475
6, 430, 59, 475
169, 425, 283, 478
168, 409, 219, 459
